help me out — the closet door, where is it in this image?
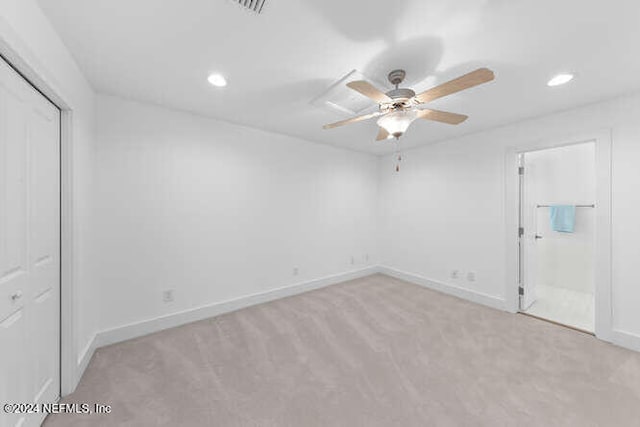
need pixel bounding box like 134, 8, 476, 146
0, 57, 60, 427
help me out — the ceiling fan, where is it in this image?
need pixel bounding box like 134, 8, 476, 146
322, 68, 495, 140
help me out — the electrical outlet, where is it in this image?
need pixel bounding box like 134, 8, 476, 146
364, 254, 369, 262
451, 270, 459, 279
162, 289, 174, 303
467, 272, 476, 282
293, 267, 299, 276
350, 256, 355, 265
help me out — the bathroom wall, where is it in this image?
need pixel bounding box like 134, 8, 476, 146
524, 142, 596, 294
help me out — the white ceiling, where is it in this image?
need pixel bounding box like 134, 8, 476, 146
38, 0, 640, 154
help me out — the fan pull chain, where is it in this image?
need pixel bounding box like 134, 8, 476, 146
395, 142, 402, 172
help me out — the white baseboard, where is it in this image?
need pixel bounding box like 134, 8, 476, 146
610, 329, 640, 353
378, 266, 506, 311
75, 334, 98, 389
74, 266, 379, 386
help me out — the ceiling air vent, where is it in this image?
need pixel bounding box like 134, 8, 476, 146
236, 0, 266, 14
311, 70, 385, 116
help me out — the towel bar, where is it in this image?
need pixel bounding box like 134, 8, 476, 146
536, 204, 595, 208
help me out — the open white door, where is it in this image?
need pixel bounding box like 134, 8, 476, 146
520, 161, 538, 310
0, 57, 60, 427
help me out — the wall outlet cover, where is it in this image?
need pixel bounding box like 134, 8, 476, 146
162, 290, 174, 303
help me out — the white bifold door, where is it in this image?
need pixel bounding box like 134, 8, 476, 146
0, 57, 60, 427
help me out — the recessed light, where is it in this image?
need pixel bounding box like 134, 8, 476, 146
207, 73, 227, 87
547, 73, 574, 87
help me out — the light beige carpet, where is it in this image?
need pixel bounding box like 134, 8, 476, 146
45, 274, 640, 426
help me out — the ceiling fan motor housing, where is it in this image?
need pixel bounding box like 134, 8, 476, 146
386, 88, 416, 101
383, 88, 417, 112
386, 70, 415, 109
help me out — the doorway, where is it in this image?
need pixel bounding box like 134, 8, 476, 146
518, 142, 596, 332
0, 55, 61, 426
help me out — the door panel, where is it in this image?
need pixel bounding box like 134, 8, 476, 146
28, 96, 60, 413
0, 57, 60, 427
0, 307, 28, 427
521, 163, 538, 310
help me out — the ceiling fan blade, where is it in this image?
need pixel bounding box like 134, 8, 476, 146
417, 109, 468, 125
376, 127, 390, 141
346, 80, 392, 103
414, 68, 494, 104
322, 111, 382, 129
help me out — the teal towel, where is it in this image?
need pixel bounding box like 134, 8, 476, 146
550, 205, 576, 233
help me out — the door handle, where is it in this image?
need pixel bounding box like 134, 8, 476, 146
10, 291, 22, 302
535, 234, 543, 240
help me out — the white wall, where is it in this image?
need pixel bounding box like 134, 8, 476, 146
0, 0, 97, 392
378, 92, 640, 348
525, 143, 595, 293
93, 94, 378, 334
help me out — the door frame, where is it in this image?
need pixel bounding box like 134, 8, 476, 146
0, 38, 77, 395
504, 130, 612, 342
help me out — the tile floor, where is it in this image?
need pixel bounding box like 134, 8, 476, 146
524, 284, 594, 332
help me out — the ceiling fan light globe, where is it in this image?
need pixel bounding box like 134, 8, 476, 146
376, 110, 417, 138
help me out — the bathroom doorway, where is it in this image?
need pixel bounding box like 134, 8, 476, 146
518, 142, 596, 332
